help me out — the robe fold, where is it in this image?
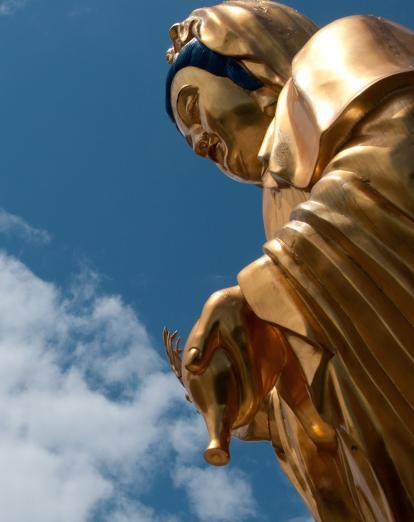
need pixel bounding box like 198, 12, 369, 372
238, 31, 414, 522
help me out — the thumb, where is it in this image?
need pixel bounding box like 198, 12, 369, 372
184, 347, 203, 373
184, 325, 220, 374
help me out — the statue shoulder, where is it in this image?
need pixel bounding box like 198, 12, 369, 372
293, 14, 414, 110
263, 15, 414, 189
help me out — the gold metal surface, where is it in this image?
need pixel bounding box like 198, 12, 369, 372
164, 2, 414, 520
170, 67, 273, 183
265, 15, 414, 189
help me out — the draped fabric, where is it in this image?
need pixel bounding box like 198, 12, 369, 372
259, 15, 414, 188
167, 4, 414, 520
167, 0, 318, 90
239, 89, 414, 521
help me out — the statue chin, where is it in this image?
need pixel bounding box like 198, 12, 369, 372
217, 159, 263, 185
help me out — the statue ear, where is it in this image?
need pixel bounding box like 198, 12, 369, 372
250, 85, 280, 117
176, 85, 200, 127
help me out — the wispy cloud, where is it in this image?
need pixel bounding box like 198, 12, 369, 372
0, 208, 51, 244
0, 252, 257, 521
174, 465, 257, 522
170, 416, 257, 521
0, 0, 29, 16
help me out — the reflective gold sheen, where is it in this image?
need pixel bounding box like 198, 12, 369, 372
164, 2, 414, 521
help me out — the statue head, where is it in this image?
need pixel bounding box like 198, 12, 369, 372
165, 1, 317, 183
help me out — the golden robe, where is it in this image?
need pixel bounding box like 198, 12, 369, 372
238, 15, 414, 522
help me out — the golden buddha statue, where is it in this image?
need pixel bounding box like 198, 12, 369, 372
163, 2, 414, 520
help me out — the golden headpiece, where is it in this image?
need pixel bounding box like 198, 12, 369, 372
166, 1, 318, 91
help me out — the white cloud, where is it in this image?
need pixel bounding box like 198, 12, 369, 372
0, 208, 51, 244
109, 500, 180, 522
0, 251, 257, 522
169, 416, 258, 521
174, 466, 256, 522
169, 415, 206, 463
0, 0, 28, 15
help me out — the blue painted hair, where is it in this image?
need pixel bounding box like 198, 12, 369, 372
166, 39, 264, 122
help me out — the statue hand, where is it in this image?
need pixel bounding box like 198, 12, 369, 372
184, 285, 247, 374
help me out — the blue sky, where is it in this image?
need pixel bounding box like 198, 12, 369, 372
0, 1, 413, 521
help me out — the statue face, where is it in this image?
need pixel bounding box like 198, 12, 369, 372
170, 67, 273, 183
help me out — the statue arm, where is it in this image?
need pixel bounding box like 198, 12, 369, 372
183, 284, 336, 451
